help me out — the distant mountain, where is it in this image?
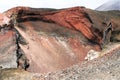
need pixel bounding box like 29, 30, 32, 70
96, 0, 120, 11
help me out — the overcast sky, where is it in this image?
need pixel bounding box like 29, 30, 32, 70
0, 0, 109, 12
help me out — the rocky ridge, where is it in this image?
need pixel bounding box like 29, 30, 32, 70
0, 6, 120, 79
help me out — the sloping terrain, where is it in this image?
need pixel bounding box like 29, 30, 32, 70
0, 6, 120, 79
0, 43, 120, 80
96, 0, 120, 11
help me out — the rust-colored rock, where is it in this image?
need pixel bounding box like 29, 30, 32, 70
43, 7, 101, 44
0, 6, 120, 73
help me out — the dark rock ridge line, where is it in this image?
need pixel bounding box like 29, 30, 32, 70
14, 28, 29, 70
13, 14, 30, 70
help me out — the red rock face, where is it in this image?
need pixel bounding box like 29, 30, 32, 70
0, 6, 118, 73
43, 7, 96, 41
41, 7, 106, 46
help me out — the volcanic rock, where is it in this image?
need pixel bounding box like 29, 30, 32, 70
0, 30, 17, 69
0, 13, 10, 27
0, 6, 120, 75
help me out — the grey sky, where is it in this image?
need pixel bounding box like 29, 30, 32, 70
0, 0, 109, 12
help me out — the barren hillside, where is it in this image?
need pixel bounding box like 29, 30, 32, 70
0, 6, 120, 80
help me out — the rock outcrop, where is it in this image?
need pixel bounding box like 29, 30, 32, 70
0, 30, 17, 69
0, 6, 120, 75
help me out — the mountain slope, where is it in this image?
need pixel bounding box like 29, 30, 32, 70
96, 0, 120, 11
0, 6, 120, 75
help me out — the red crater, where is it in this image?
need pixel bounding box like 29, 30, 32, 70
0, 6, 116, 73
